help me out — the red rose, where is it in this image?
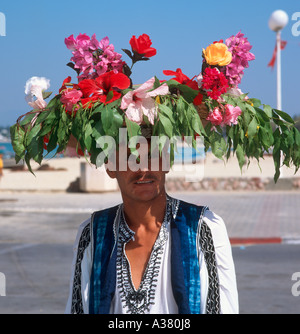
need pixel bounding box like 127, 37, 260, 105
129, 34, 156, 57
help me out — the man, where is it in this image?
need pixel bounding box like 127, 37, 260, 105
65, 137, 238, 314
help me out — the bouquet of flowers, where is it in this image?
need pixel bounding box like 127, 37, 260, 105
10, 32, 300, 181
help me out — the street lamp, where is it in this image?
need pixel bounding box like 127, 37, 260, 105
268, 10, 289, 111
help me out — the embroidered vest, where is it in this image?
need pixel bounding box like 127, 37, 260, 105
89, 199, 206, 314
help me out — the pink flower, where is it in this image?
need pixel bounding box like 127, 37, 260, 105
60, 89, 83, 114
64, 34, 77, 51
206, 107, 223, 126
225, 31, 255, 86
223, 104, 242, 125
75, 33, 91, 50
121, 77, 169, 125
206, 104, 242, 127
65, 34, 124, 81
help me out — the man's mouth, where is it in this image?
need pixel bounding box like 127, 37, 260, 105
134, 180, 154, 184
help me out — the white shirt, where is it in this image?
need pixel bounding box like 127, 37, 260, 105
65, 198, 239, 314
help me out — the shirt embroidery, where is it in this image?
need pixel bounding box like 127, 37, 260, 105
71, 222, 91, 314
115, 197, 175, 314
200, 221, 220, 314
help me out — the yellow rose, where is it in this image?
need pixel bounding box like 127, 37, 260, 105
203, 42, 232, 66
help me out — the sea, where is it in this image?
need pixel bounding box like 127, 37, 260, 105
0, 141, 15, 159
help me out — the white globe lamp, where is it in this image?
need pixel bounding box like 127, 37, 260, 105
269, 10, 289, 32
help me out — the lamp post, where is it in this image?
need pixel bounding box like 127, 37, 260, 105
269, 10, 289, 178
268, 10, 289, 110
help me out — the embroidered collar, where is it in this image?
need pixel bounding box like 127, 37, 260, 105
118, 195, 179, 244
115, 195, 179, 314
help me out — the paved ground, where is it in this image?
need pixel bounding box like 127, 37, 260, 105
0, 190, 299, 314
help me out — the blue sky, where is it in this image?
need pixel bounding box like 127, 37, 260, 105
0, 0, 299, 126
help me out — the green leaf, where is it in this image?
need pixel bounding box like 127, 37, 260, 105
227, 126, 234, 140
247, 117, 258, 139
294, 127, 300, 147
25, 123, 41, 147
255, 108, 270, 123
239, 127, 245, 143
84, 122, 93, 152
91, 103, 105, 115
249, 98, 261, 108
28, 135, 43, 164
158, 113, 173, 138
47, 129, 58, 153
36, 109, 56, 125
25, 153, 34, 175
259, 126, 274, 148
176, 97, 185, 123
46, 94, 61, 109
272, 130, 281, 183
105, 90, 114, 103
42, 91, 53, 100
165, 79, 180, 87
111, 109, 124, 134
92, 119, 105, 139
242, 109, 251, 129
39, 122, 54, 137
177, 84, 198, 103
192, 112, 205, 136
236, 144, 245, 171
158, 104, 175, 123
125, 117, 141, 139
263, 104, 273, 118
10, 125, 26, 159
210, 131, 226, 159
153, 76, 161, 89
19, 113, 36, 127
101, 105, 112, 133
72, 111, 83, 140
57, 112, 71, 146
273, 109, 295, 124
122, 48, 133, 59
245, 103, 256, 114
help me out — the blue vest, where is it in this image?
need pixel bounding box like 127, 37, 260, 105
89, 200, 205, 314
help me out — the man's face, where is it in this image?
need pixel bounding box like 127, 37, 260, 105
106, 141, 169, 203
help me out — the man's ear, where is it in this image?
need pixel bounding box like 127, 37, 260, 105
105, 165, 117, 179
103, 148, 119, 179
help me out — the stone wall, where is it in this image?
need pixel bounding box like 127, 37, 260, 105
166, 177, 300, 192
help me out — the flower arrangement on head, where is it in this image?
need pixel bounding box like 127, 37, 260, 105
10, 32, 300, 181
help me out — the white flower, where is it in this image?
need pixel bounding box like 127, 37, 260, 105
121, 77, 169, 125
196, 73, 203, 88
25, 76, 50, 95
25, 76, 50, 109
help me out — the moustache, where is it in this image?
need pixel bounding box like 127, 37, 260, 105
129, 172, 158, 184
